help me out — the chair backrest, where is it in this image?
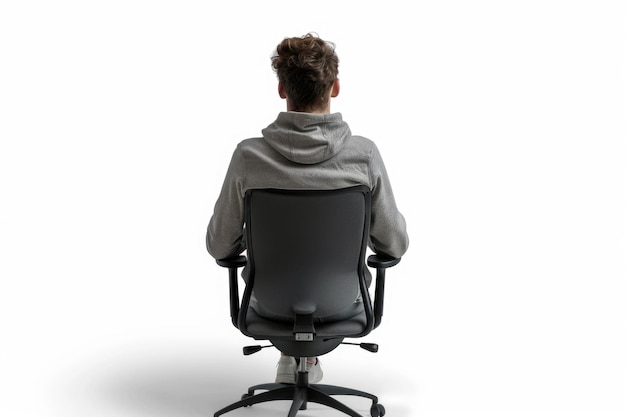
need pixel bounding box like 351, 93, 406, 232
241, 186, 372, 324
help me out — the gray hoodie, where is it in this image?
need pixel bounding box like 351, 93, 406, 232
206, 112, 409, 261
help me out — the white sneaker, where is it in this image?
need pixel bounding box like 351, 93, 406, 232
306, 358, 323, 384
275, 356, 297, 384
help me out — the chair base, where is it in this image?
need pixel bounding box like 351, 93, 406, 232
214, 371, 385, 417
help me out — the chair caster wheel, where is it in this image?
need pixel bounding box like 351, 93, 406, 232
370, 403, 386, 417
241, 393, 253, 407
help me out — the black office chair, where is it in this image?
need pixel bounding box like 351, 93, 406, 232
214, 186, 400, 417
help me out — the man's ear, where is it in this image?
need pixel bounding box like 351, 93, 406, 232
330, 79, 340, 98
278, 82, 287, 99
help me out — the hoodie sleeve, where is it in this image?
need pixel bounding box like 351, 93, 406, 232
368, 144, 409, 259
206, 145, 246, 260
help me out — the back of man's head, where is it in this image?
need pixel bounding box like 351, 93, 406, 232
271, 33, 339, 112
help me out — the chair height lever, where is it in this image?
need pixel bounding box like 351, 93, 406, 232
242, 344, 274, 355
341, 342, 379, 352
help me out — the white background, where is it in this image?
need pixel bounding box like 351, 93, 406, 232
1, 1, 625, 416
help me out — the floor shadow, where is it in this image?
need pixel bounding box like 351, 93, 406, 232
76, 344, 411, 417
81, 347, 282, 417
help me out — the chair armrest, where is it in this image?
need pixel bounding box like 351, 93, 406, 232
367, 254, 401, 269
216, 255, 247, 268
366, 255, 401, 329
215, 256, 247, 329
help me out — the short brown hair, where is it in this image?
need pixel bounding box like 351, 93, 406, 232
271, 33, 339, 112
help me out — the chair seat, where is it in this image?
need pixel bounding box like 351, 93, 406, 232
244, 306, 368, 338
244, 306, 368, 357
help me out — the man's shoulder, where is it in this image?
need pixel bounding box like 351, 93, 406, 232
349, 135, 377, 147
237, 137, 265, 147
344, 135, 380, 158
234, 137, 269, 153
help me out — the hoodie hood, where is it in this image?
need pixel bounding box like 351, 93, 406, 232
261, 112, 351, 164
